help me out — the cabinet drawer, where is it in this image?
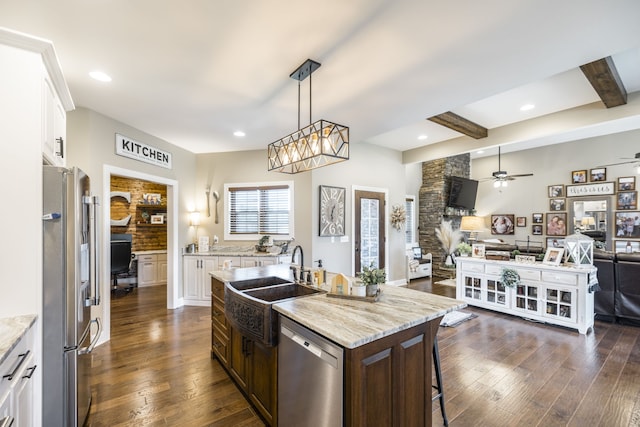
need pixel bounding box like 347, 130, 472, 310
212, 325, 230, 366
462, 262, 484, 273
542, 271, 577, 286
485, 264, 503, 275
211, 279, 225, 301
516, 268, 541, 281
212, 300, 228, 333
138, 254, 156, 262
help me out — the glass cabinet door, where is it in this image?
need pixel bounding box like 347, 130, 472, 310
543, 285, 577, 322
486, 278, 508, 308
463, 275, 482, 302
513, 282, 541, 315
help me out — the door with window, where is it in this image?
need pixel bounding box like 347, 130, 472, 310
354, 190, 385, 274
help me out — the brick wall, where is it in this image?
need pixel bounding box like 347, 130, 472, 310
418, 154, 470, 278
110, 176, 167, 251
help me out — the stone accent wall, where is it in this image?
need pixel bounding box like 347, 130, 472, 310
418, 154, 470, 279
110, 176, 167, 252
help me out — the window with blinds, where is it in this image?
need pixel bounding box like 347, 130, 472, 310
226, 182, 293, 239
405, 196, 416, 246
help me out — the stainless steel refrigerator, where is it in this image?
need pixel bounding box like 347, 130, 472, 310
42, 165, 102, 427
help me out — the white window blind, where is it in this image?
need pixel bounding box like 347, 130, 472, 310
228, 184, 291, 236
405, 196, 416, 245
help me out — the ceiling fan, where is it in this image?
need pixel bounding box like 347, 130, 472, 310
482, 146, 533, 188
598, 152, 640, 169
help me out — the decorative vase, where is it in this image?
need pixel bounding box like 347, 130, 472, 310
366, 284, 379, 297
445, 254, 453, 266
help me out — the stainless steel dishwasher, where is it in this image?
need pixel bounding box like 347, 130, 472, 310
278, 315, 344, 427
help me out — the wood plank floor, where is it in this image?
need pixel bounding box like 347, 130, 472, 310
87, 280, 640, 426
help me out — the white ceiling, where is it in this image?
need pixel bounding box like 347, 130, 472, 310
2, 0, 640, 157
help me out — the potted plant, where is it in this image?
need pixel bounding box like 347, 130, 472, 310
255, 235, 270, 252
500, 267, 521, 288
360, 262, 386, 297
457, 242, 472, 257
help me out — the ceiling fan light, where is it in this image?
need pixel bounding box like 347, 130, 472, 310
502, 180, 508, 187
493, 180, 501, 188
636, 165, 640, 175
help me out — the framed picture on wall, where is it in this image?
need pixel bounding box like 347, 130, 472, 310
516, 217, 526, 227
589, 167, 607, 182
532, 224, 543, 235
532, 213, 543, 224
618, 176, 636, 191
549, 198, 566, 211
491, 214, 515, 235
571, 170, 587, 184
546, 212, 567, 236
615, 211, 640, 238
617, 191, 638, 210
548, 185, 564, 198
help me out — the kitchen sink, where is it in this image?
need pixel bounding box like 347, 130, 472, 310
225, 279, 322, 346
244, 283, 321, 302
229, 276, 293, 291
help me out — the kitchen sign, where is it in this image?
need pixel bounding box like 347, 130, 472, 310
115, 133, 172, 169
566, 181, 615, 197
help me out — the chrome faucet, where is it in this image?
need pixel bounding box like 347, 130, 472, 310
290, 245, 306, 283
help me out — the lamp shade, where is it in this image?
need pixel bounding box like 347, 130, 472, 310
581, 217, 595, 226
189, 211, 201, 226
460, 216, 485, 232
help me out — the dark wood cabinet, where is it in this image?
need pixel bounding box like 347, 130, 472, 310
211, 277, 277, 425
211, 278, 230, 366
344, 318, 440, 427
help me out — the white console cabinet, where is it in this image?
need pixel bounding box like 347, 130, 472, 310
456, 258, 598, 334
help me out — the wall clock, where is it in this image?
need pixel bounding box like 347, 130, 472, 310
319, 185, 345, 236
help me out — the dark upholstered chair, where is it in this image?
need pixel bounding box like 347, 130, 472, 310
615, 253, 640, 325
593, 251, 616, 322
111, 240, 132, 292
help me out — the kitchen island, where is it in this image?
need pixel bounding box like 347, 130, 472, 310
210, 265, 465, 426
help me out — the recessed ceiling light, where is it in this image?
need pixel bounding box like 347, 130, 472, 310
89, 71, 112, 82
417, 134, 428, 140
476, 150, 484, 154
233, 131, 246, 137
520, 103, 535, 111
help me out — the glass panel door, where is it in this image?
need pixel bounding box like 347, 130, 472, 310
354, 190, 385, 274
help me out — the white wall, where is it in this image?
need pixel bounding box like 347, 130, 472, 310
470, 128, 640, 248
66, 107, 198, 342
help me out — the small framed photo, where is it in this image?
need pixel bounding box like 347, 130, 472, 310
532, 224, 543, 235
532, 213, 544, 224
548, 185, 564, 198
143, 193, 162, 205
491, 214, 515, 235
549, 198, 566, 211
618, 176, 636, 191
571, 170, 587, 184
472, 243, 486, 258
617, 191, 638, 210
547, 237, 565, 248
543, 247, 564, 266
615, 211, 640, 238
615, 240, 639, 253
590, 167, 607, 182
516, 217, 526, 227
546, 212, 567, 236
150, 214, 164, 224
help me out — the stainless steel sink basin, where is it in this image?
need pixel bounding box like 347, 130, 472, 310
225, 279, 322, 346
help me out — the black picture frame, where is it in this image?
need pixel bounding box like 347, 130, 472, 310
532, 224, 543, 235
615, 211, 640, 238
590, 167, 607, 182
319, 185, 346, 237
548, 185, 564, 198
618, 176, 636, 191
617, 191, 638, 210
532, 213, 544, 224
516, 217, 526, 227
571, 170, 587, 184
549, 198, 566, 211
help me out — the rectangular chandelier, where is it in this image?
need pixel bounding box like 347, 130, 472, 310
268, 119, 349, 174
268, 59, 349, 174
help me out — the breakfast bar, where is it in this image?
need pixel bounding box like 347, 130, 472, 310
210, 264, 465, 426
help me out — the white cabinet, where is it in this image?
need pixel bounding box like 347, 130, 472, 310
240, 255, 288, 268
137, 252, 167, 287
183, 255, 218, 306
456, 258, 597, 334
0, 319, 37, 427
42, 73, 67, 166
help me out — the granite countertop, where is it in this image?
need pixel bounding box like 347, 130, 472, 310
211, 265, 465, 349
186, 246, 289, 258
0, 314, 36, 365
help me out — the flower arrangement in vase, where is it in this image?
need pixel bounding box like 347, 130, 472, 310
435, 220, 462, 266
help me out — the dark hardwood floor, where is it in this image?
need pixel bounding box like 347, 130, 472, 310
87, 279, 640, 426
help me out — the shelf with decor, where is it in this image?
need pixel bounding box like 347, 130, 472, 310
135, 204, 167, 226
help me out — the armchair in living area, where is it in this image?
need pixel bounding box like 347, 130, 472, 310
406, 248, 432, 282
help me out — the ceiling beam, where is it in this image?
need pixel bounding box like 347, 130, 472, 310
428, 111, 488, 139
580, 56, 627, 108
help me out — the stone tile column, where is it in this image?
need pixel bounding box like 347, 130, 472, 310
418, 154, 470, 279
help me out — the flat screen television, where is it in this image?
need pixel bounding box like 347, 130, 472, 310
448, 176, 478, 210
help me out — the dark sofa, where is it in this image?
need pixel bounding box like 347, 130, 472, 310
594, 250, 640, 325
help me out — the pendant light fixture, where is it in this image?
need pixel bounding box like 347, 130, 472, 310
268, 59, 349, 174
